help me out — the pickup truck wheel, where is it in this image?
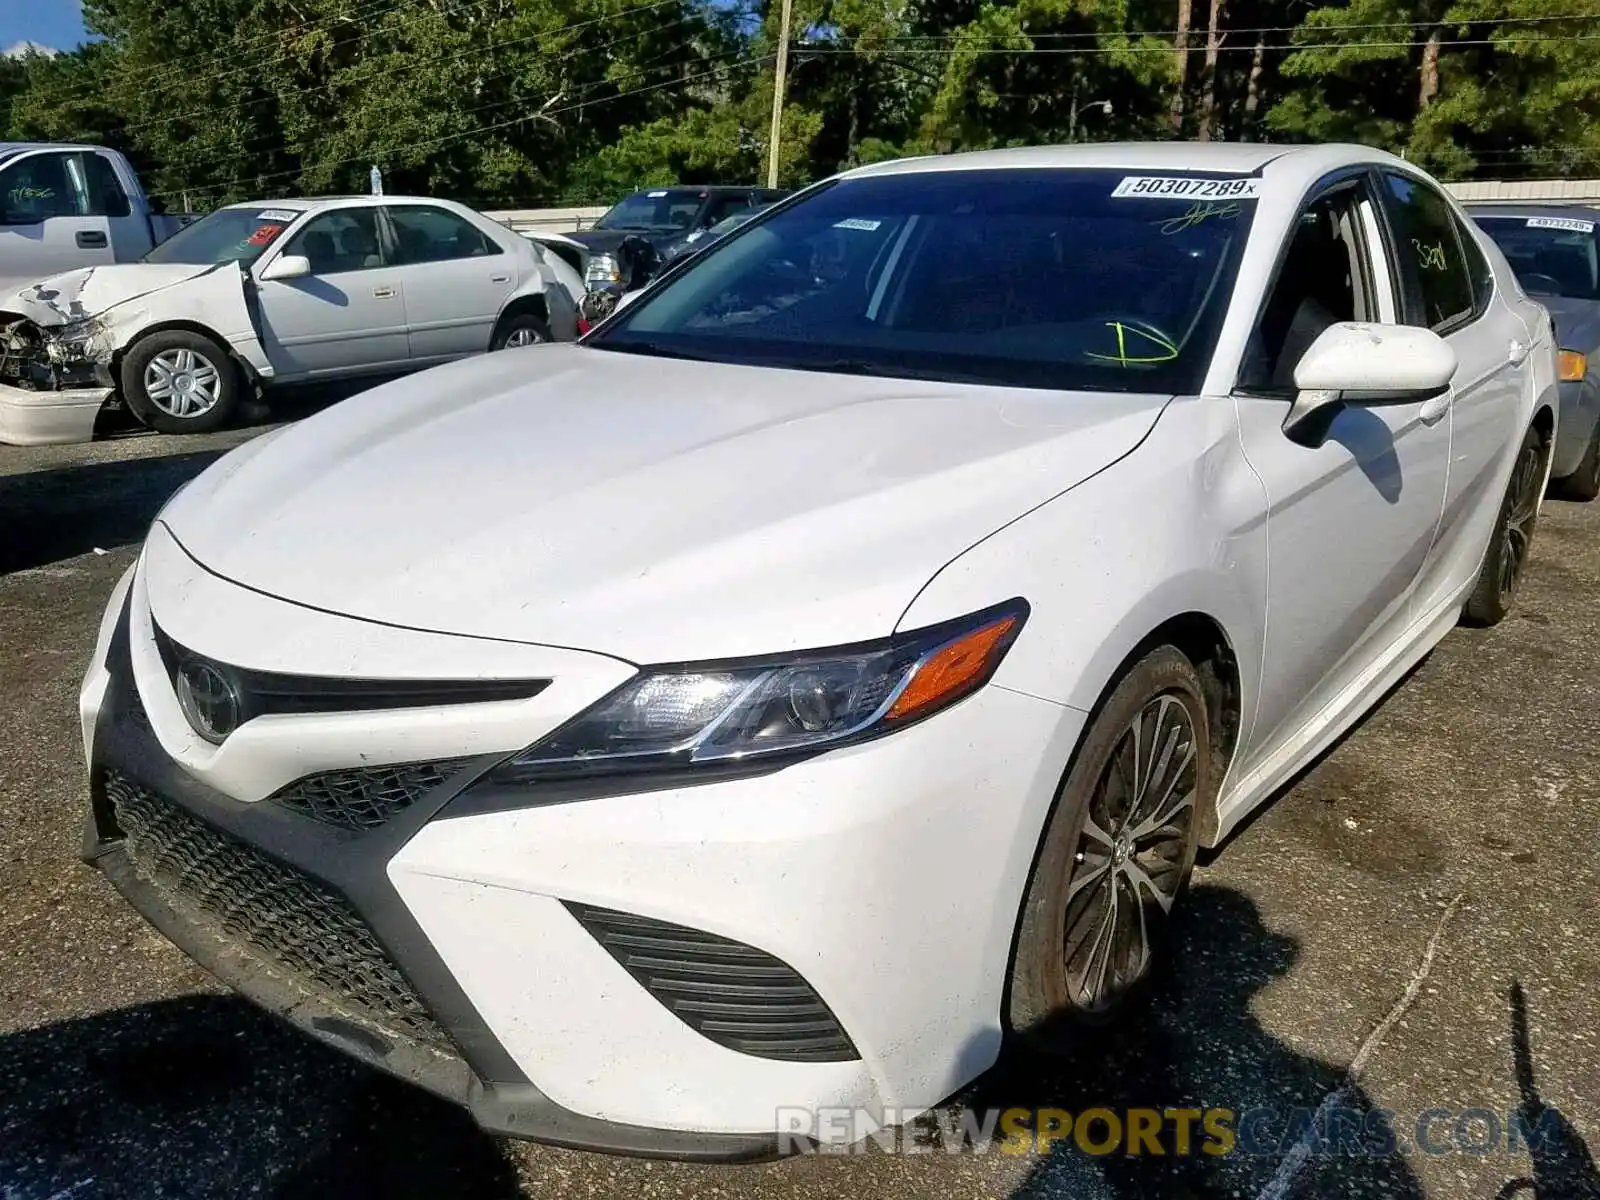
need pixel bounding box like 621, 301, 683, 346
491, 312, 552, 351
121, 331, 240, 435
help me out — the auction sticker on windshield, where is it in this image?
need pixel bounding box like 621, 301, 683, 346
1527, 216, 1595, 233
1112, 176, 1261, 200
257, 209, 299, 222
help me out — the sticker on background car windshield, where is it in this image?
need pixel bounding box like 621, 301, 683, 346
1527, 216, 1596, 233
256, 209, 298, 222
244, 224, 284, 247
647, 190, 668, 198
1111, 176, 1261, 200
833, 218, 882, 231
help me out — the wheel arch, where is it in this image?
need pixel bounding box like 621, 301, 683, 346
493, 291, 550, 333
112, 319, 258, 387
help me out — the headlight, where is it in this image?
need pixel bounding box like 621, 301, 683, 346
585, 252, 621, 286
1559, 349, 1587, 382
44, 318, 105, 361
493, 601, 1027, 782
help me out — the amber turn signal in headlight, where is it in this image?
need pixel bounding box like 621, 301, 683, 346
1559, 350, 1587, 382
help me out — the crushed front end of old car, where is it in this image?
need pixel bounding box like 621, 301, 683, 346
0, 275, 121, 446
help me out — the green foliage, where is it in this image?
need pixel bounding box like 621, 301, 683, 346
4, 0, 1599, 209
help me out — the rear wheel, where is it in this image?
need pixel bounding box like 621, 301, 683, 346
1463, 424, 1547, 626
121, 330, 240, 435
1557, 424, 1600, 502
1007, 646, 1212, 1046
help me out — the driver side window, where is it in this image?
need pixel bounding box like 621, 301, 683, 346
1243, 186, 1376, 393
0, 153, 82, 222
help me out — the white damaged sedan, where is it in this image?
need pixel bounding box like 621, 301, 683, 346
0, 195, 582, 444
80, 143, 1554, 1157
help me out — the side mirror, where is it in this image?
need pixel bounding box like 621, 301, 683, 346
1283, 321, 1457, 445
258, 254, 311, 282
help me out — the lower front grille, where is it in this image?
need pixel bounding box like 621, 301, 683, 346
105, 771, 452, 1050
568, 903, 859, 1063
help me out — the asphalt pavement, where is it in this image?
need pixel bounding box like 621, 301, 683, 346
1, 402, 1597, 1199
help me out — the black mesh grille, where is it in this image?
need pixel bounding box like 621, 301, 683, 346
568, 904, 859, 1063
268, 760, 472, 831
106, 772, 452, 1050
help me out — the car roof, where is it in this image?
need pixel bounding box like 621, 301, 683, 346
216, 195, 478, 215
0, 141, 104, 161
840, 141, 1415, 196
1466, 203, 1600, 221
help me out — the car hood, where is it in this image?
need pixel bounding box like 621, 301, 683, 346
9, 262, 226, 325
158, 345, 1170, 663
1532, 293, 1600, 351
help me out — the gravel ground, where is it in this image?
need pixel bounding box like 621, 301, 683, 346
1, 404, 1597, 1199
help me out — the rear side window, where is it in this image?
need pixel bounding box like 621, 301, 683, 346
82, 153, 131, 219
1380, 173, 1474, 331
387, 206, 500, 264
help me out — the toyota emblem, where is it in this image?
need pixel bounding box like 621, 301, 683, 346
175, 659, 241, 744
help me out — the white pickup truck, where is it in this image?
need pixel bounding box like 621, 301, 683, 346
0, 142, 187, 296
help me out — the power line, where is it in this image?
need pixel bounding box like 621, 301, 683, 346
792, 32, 1600, 56
149, 50, 768, 202
114, 8, 700, 142
26, 0, 685, 114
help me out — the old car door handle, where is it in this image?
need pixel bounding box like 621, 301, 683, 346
76, 229, 108, 248
1419, 388, 1453, 425
1508, 339, 1529, 365
490, 273, 510, 283
373, 286, 397, 299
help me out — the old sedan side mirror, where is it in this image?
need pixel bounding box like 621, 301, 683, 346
258, 254, 311, 282
1283, 321, 1457, 446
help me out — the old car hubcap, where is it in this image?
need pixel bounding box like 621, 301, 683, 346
1063, 693, 1197, 1014
504, 327, 544, 349
145, 349, 221, 418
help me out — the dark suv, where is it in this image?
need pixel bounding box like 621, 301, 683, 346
571, 185, 789, 292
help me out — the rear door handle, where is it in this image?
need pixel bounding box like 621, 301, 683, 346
373, 286, 397, 299
1508, 339, 1529, 365
76, 229, 108, 249
489, 273, 510, 283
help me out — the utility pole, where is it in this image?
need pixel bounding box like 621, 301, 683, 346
767, 0, 793, 190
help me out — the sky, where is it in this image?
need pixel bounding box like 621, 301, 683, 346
1, 0, 88, 56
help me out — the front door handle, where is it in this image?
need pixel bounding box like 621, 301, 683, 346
1419, 388, 1453, 425
373, 286, 397, 299
489, 273, 510, 283
76, 229, 108, 248
1508, 339, 1529, 365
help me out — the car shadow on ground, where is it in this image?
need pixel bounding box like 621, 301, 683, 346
943, 883, 1427, 1198
0, 994, 524, 1199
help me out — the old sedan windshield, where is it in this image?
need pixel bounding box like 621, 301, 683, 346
591, 169, 1257, 393
144, 206, 302, 266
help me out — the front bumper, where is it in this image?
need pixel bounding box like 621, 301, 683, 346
0, 382, 111, 446
80, 550, 1082, 1155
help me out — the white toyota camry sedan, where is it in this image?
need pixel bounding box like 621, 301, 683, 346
79, 143, 1555, 1157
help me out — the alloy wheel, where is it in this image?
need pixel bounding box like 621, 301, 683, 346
144, 348, 222, 418
1062, 693, 1197, 1015
503, 326, 545, 349
1498, 441, 1544, 605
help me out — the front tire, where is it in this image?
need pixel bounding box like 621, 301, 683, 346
1463, 424, 1547, 626
1007, 646, 1212, 1047
491, 312, 551, 351
121, 330, 240, 435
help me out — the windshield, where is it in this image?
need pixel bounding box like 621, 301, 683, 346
594, 190, 703, 232
1477, 215, 1600, 299
590, 169, 1257, 393
143, 206, 302, 266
